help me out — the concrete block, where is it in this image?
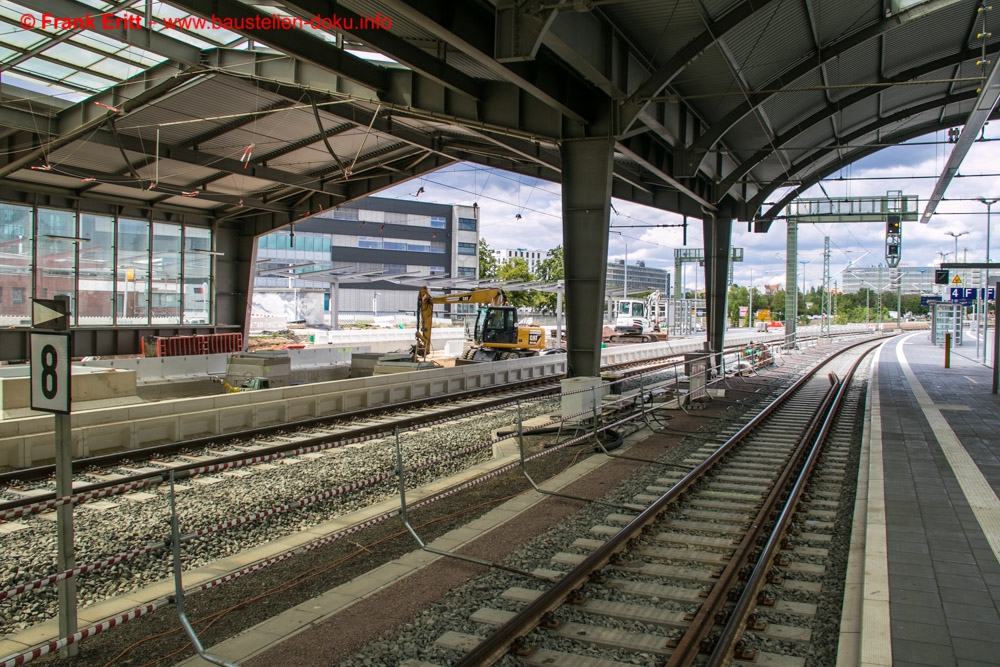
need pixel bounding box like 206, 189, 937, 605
316, 393, 344, 415
127, 403, 177, 422
179, 411, 219, 439
283, 383, 317, 398
367, 386, 391, 407
409, 381, 429, 400
212, 392, 252, 408
161, 358, 187, 380
253, 402, 286, 426
82, 422, 133, 456
218, 406, 254, 433
341, 391, 366, 412
135, 418, 178, 447
24, 433, 55, 464
18, 417, 52, 436
286, 397, 317, 421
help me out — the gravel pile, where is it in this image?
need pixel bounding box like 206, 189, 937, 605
0, 399, 556, 635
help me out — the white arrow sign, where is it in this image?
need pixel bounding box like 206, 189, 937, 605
32, 300, 66, 328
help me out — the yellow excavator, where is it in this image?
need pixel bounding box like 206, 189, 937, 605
415, 286, 546, 363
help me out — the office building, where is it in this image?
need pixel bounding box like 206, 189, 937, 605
492, 248, 547, 273
253, 197, 479, 324
606, 260, 670, 297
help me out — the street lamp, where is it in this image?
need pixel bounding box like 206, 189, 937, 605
799, 260, 810, 319
978, 198, 999, 264
946, 231, 968, 261
976, 198, 998, 364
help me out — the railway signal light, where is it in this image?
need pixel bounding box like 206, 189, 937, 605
885, 214, 902, 268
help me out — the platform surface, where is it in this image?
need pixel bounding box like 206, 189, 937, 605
865, 332, 1000, 666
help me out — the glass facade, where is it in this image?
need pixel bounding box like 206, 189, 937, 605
0, 201, 212, 327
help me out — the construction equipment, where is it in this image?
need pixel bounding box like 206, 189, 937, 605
211, 376, 271, 392
415, 286, 546, 363
609, 290, 662, 343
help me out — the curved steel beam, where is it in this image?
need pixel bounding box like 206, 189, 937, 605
715, 49, 979, 200
753, 103, 1000, 224
620, 0, 784, 130
683, 0, 969, 169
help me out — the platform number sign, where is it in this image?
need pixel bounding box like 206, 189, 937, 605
30, 332, 71, 414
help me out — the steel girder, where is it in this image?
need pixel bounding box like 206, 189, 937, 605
714, 50, 982, 200
679, 0, 967, 180
752, 92, 990, 222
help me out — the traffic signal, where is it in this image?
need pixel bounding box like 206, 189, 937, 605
886, 214, 900, 234
934, 269, 950, 285
885, 214, 902, 268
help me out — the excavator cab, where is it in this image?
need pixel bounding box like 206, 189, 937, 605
474, 305, 519, 345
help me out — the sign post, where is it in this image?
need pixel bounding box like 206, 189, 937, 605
30, 296, 76, 657
994, 279, 1000, 395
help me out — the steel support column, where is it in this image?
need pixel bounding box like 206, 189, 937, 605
702, 212, 732, 364
561, 137, 614, 378
785, 221, 798, 344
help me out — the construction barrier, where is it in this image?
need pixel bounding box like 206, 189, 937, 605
148, 333, 243, 357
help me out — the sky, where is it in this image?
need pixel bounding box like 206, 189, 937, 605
377, 124, 1000, 294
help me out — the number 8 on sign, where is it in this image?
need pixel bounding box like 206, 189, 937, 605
41, 345, 58, 399
30, 332, 70, 414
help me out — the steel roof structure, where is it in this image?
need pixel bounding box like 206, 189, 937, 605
2, 0, 998, 369
2, 0, 996, 232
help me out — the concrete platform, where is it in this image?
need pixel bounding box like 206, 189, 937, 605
843, 332, 1000, 667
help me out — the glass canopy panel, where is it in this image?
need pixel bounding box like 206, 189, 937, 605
18, 58, 77, 80
183, 228, 212, 324
35, 208, 78, 313
117, 218, 150, 325
2, 71, 88, 102
64, 70, 117, 90
0, 203, 33, 326
152, 222, 181, 325
44, 42, 104, 68
0, 26, 50, 51
87, 57, 136, 79
78, 213, 115, 325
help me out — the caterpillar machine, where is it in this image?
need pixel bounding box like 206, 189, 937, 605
415, 286, 546, 363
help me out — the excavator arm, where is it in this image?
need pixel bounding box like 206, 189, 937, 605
415, 286, 506, 359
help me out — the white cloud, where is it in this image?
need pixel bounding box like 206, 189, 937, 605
378, 124, 1000, 291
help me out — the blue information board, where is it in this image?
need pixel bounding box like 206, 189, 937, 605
949, 287, 996, 304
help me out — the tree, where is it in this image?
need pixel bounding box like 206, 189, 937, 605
535, 246, 564, 282
534, 246, 564, 313
478, 239, 499, 280
498, 257, 535, 308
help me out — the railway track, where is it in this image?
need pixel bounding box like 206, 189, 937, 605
409, 339, 877, 666
0, 336, 870, 663
0, 338, 786, 496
